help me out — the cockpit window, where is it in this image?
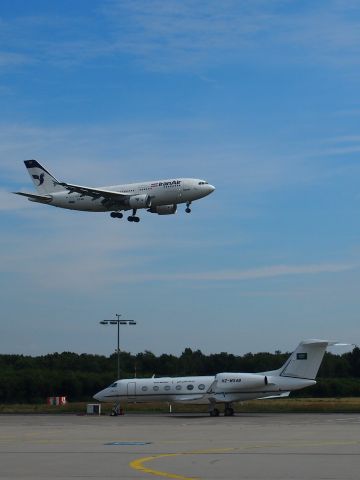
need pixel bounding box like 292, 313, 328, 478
110, 382, 118, 388
198, 181, 208, 185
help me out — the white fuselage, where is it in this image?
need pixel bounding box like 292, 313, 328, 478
93, 374, 315, 405
43, 178, 214, 212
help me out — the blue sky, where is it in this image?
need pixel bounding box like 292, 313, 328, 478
1, 0, 360, 357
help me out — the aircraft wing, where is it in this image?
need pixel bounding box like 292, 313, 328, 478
13, 191, 53, 203
174, 395, 205, 402
258, 392, 291, 400
57, 182, 129, 201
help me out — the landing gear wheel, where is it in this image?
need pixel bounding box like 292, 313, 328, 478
134, 216, 140, 223
128, 216, 134, 222
224, 407, 234, 416
185, 207, 191, 213
111, 212, 123, 219
209, 408, 220, 417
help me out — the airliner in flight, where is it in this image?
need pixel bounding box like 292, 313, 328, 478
14, 160, 215, 222
93, 340, 345, 416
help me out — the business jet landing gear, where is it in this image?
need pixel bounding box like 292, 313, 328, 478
208, 400, 220, 417
224, 403, 234, 416
127, 209, 140, 222
209, 407, 220, 417
110, 402, 121, 416
185, 201, 191, 213
110, 211, 123, 219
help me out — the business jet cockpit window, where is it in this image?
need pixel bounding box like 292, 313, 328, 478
198, 181, 209, 185
110, 382, 118, 388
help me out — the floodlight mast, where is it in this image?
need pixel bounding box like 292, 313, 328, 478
99, 314, 136, 379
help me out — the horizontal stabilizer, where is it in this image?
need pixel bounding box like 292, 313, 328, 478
13, 191, 52, 203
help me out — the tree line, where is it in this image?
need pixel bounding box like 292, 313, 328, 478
0, 347, 360, 403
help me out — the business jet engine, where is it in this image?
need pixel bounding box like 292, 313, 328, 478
128, 194, 151, 208
148, 204, 177, 215
214, 372, 269, 392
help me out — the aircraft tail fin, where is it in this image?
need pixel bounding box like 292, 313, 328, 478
268, 340, 339, 380
24, 159, 65, 195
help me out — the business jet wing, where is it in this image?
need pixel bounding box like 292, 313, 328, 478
57, 182, 129, 202
258, 392, 291, 400
174, 395, 206, 402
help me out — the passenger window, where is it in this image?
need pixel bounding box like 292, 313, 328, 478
141, 386, 148, 391
164, 386, 171, 391
198, 384, 205, 390
153, 386, 159, 391
187, 384, 194, 390
175, 385, 182, 390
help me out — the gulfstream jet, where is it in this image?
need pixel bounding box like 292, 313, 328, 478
14, 160, 215, 222
93, 340, 345, 416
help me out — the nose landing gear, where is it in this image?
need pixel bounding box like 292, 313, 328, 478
128, 209, 140, 222
185, 201, 191, 213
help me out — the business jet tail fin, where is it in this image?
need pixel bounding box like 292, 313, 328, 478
266, 340, 346, 380
24, 159, 65, 195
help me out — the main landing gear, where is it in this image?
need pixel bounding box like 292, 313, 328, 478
128, 209, 140, 222
208, 403, 235, 417
224, 403, 234, 416
110, 211, 123, 219
185, 201, 191, 213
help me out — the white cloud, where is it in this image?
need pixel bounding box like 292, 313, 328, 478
114, 262, 359, 283
1, 2, 360, 72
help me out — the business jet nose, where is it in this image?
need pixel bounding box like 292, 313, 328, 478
208, 184, 215, 194
93, 391, 102, 401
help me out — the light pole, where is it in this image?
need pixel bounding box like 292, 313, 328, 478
100, 314, 136, 379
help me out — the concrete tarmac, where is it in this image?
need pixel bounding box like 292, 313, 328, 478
0, 413, 359, 479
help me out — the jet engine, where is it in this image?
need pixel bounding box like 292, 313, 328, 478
214, 372, 268, 392
128, 194, 151, 208
148, 204, 177, 215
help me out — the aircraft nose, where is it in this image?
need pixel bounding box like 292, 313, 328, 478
208, 184, 215, 193
93, 391, 102, 401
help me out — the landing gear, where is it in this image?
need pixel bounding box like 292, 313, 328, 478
110, 402, 120, 416
110, 211, 123, 219
224, 403, 234, 416
209, 408, 220, 417
127, 209, 140, 222
185, 201, 191, 213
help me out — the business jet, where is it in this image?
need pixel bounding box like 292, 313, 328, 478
93, 340, 345, 416
14, 160, 215, 222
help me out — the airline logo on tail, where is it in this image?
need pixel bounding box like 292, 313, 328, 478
32, 173, 44, 186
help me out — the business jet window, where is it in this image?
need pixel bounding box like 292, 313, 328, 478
175, 385, 182, 390
198, 384, 205, 390
141, 386, 148, 392
110, 382, 118, 388
187, 384, 194, 390
164, 385, 171, 391
153, 386, 159, 391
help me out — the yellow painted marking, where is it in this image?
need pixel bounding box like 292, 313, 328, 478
129, 449, 233, 480
129, 440, 360, 479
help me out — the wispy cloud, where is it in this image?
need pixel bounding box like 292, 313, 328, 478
117, 262, 359, 283
1, 2, 360, 72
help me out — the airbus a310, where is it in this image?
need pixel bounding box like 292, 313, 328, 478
14, 160, 215, 222
94, 340, 345, 417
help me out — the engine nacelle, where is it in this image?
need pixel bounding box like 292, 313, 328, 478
148, 204, 177, 215
128, 194, 151, 209
214, 372, 268, 392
